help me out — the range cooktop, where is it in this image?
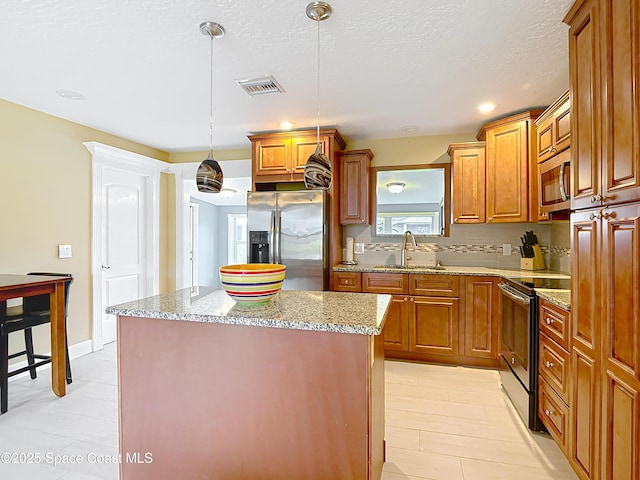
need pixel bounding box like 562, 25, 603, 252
504, 276, 571, 292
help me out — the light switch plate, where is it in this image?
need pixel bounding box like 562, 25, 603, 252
354, 243, 365, 254
502, 244, 511, 256
58, 244, 72, 259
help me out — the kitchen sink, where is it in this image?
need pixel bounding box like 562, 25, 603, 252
372, 264, 446, 271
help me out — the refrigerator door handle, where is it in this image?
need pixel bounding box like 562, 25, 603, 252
269, 210, 276, 263
274, 210, 282, 264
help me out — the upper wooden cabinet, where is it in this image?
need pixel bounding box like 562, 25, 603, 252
477, 110, 543, 223
449, 142, 486, 224
248, 129, 346, 187
567, 0, 640, 211
338, 149, 373, 225
535, 91, 571, 164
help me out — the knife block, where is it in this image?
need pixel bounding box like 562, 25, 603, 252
520, 245, 545, 270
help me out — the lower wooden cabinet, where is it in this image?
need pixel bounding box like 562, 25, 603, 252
539, 376, 570, 453
333, 272, 500, 366
410, 296, 459, 356
463, 276, 500, 360
382, 295, 410, 351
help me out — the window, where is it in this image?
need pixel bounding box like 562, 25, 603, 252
227, 214, 247, 264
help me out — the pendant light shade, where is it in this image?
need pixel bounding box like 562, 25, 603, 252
196, 21, 225, 193
304, 2, 333, 190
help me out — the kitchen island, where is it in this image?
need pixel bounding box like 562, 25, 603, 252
106, 288, 391, 480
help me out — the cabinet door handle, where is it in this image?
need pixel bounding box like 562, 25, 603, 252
404, 297, 408, 301
545, 361, 554, 368
410, 298, 414, 302
545, 317, 554, 325
544, 409, 555, 417
589, 211, 602, 220
591, 194, 602, 203
550, 146, 557, 153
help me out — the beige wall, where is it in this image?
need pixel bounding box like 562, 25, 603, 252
347, 133, 476, 167
0, 99, 169, 357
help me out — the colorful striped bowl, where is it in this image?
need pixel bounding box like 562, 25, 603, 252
219, 264, 286, 304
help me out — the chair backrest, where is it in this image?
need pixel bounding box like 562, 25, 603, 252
22, 273, 73, 316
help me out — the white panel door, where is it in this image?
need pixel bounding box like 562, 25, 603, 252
101, 167, 146, 343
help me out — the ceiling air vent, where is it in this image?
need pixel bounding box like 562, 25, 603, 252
235, 76, 285, 96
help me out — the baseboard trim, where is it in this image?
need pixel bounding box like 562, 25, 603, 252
7, 339, 94, 383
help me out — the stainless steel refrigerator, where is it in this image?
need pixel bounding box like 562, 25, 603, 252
246, 190, 329, 291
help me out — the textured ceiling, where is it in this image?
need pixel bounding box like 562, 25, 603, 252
0, 0, 573, 152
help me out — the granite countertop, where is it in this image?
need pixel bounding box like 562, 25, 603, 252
106, 287, 392, 336
535, 289, 571, 311
334, 263, 572, 308
333, 263, 570, 279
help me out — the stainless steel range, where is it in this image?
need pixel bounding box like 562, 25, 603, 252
498, 276, 571, 431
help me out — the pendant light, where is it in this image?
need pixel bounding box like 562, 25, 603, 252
196, 21, 225, 193
303, 2, 333, 190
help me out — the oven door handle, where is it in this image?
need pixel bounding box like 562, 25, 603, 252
498, 283, 531, 306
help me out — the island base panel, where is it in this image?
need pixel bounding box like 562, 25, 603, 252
117, 316, 384, 480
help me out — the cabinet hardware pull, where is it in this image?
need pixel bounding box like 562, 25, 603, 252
544, 409, 554, 416
404, 297, 408, 301
601, 211, 612, 219
546, 318, 554, 325
511, 357, 515, 365
410, 298, 414, 302
545, 361, 554, 368
591, 194, 602, 203
550, 146, 556, 153
589, 212, 602, 220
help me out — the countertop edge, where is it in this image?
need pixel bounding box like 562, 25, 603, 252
106, 290, 391, 336
535, 289, 571, 311
332, 264, 571, 279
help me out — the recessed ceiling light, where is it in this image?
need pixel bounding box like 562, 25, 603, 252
279, 121, 293, 130
56, 89, 85, 100
401, 125, 419, 133
478, 103, 496, 113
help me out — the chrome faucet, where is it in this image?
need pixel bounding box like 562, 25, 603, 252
401, 231, 417, 267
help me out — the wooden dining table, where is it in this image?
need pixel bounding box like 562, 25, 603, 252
0, 274, 71, 411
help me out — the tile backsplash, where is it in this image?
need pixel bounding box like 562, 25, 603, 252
343, 221, 571, 273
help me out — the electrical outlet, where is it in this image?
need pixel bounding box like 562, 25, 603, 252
502, 243, 511, 256
354, 243, 365, 254
58, 244, 72, 259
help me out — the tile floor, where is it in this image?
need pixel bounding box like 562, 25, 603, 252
0, 344, 577, 479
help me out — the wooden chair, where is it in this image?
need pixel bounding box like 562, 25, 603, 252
0, 273, 73, 413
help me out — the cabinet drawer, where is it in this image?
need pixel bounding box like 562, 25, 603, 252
333, 272, 362, 292
539, 299, 569, 350
538, 376, 569, 454
539, 333, 570, 404
409, 274, 459, 297
362, 273, 408, 294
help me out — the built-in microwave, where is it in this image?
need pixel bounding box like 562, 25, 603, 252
538, 148, 571, 213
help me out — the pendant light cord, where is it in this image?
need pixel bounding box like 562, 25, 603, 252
209, 32, 214, 158
316, 15, 321, 146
